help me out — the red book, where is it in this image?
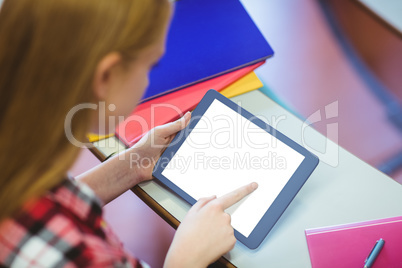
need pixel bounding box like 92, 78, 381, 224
116, 62, 264, 147
305, 216, 402, 268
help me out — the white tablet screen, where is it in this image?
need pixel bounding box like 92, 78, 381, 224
162, 99, 305, 237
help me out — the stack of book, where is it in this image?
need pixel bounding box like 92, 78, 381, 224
115, 0, 274, 147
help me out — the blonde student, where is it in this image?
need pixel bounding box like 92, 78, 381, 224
0, 0, 257, 267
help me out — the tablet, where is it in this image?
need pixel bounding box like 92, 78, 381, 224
153, 90, 319, 249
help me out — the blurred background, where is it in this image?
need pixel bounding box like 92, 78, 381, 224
245, 0, 402, 183
1, 0, 399, 267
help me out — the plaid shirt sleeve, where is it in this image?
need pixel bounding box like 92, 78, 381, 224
0, 179, 149, 268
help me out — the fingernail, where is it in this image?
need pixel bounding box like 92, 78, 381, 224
251, 182, 258, 190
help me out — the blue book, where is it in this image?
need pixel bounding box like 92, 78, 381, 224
142, 0, 274, 102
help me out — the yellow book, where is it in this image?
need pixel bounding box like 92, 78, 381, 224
220, 71, 263, 98
87, 133, 114, 143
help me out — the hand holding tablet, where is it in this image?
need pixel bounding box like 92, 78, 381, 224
153, 90, 319, 249
165, 182, 258, 268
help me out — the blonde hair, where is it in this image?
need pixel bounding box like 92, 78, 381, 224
0, 0, 170, 221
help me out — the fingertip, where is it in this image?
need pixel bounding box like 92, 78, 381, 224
183, 111, 191, 126
251, 182, 258, 191
185, 111, 191, 120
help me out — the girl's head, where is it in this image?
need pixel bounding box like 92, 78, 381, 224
0, 0, 171, 220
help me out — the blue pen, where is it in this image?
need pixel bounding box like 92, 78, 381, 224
364, 238, 385, 268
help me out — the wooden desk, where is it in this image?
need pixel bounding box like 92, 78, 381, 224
357, 0, 402, 37
92, 90, 402, 267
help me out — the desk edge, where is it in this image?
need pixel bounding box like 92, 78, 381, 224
355, 0, 402, 38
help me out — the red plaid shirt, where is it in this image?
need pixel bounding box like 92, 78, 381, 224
0, 178, 148, 268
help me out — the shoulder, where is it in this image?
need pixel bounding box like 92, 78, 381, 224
0, 213, 83, 267
0, 215, 146, 267
0, 179, 147, 268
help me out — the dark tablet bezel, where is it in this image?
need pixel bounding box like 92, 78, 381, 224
153, 89, 319, 249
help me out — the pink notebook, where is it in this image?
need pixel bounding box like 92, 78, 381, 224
305, 216, 402, 268
116, 61, 264, 147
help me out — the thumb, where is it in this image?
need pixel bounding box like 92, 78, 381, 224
159, 111, 191, 137
191, 195, 217, 211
